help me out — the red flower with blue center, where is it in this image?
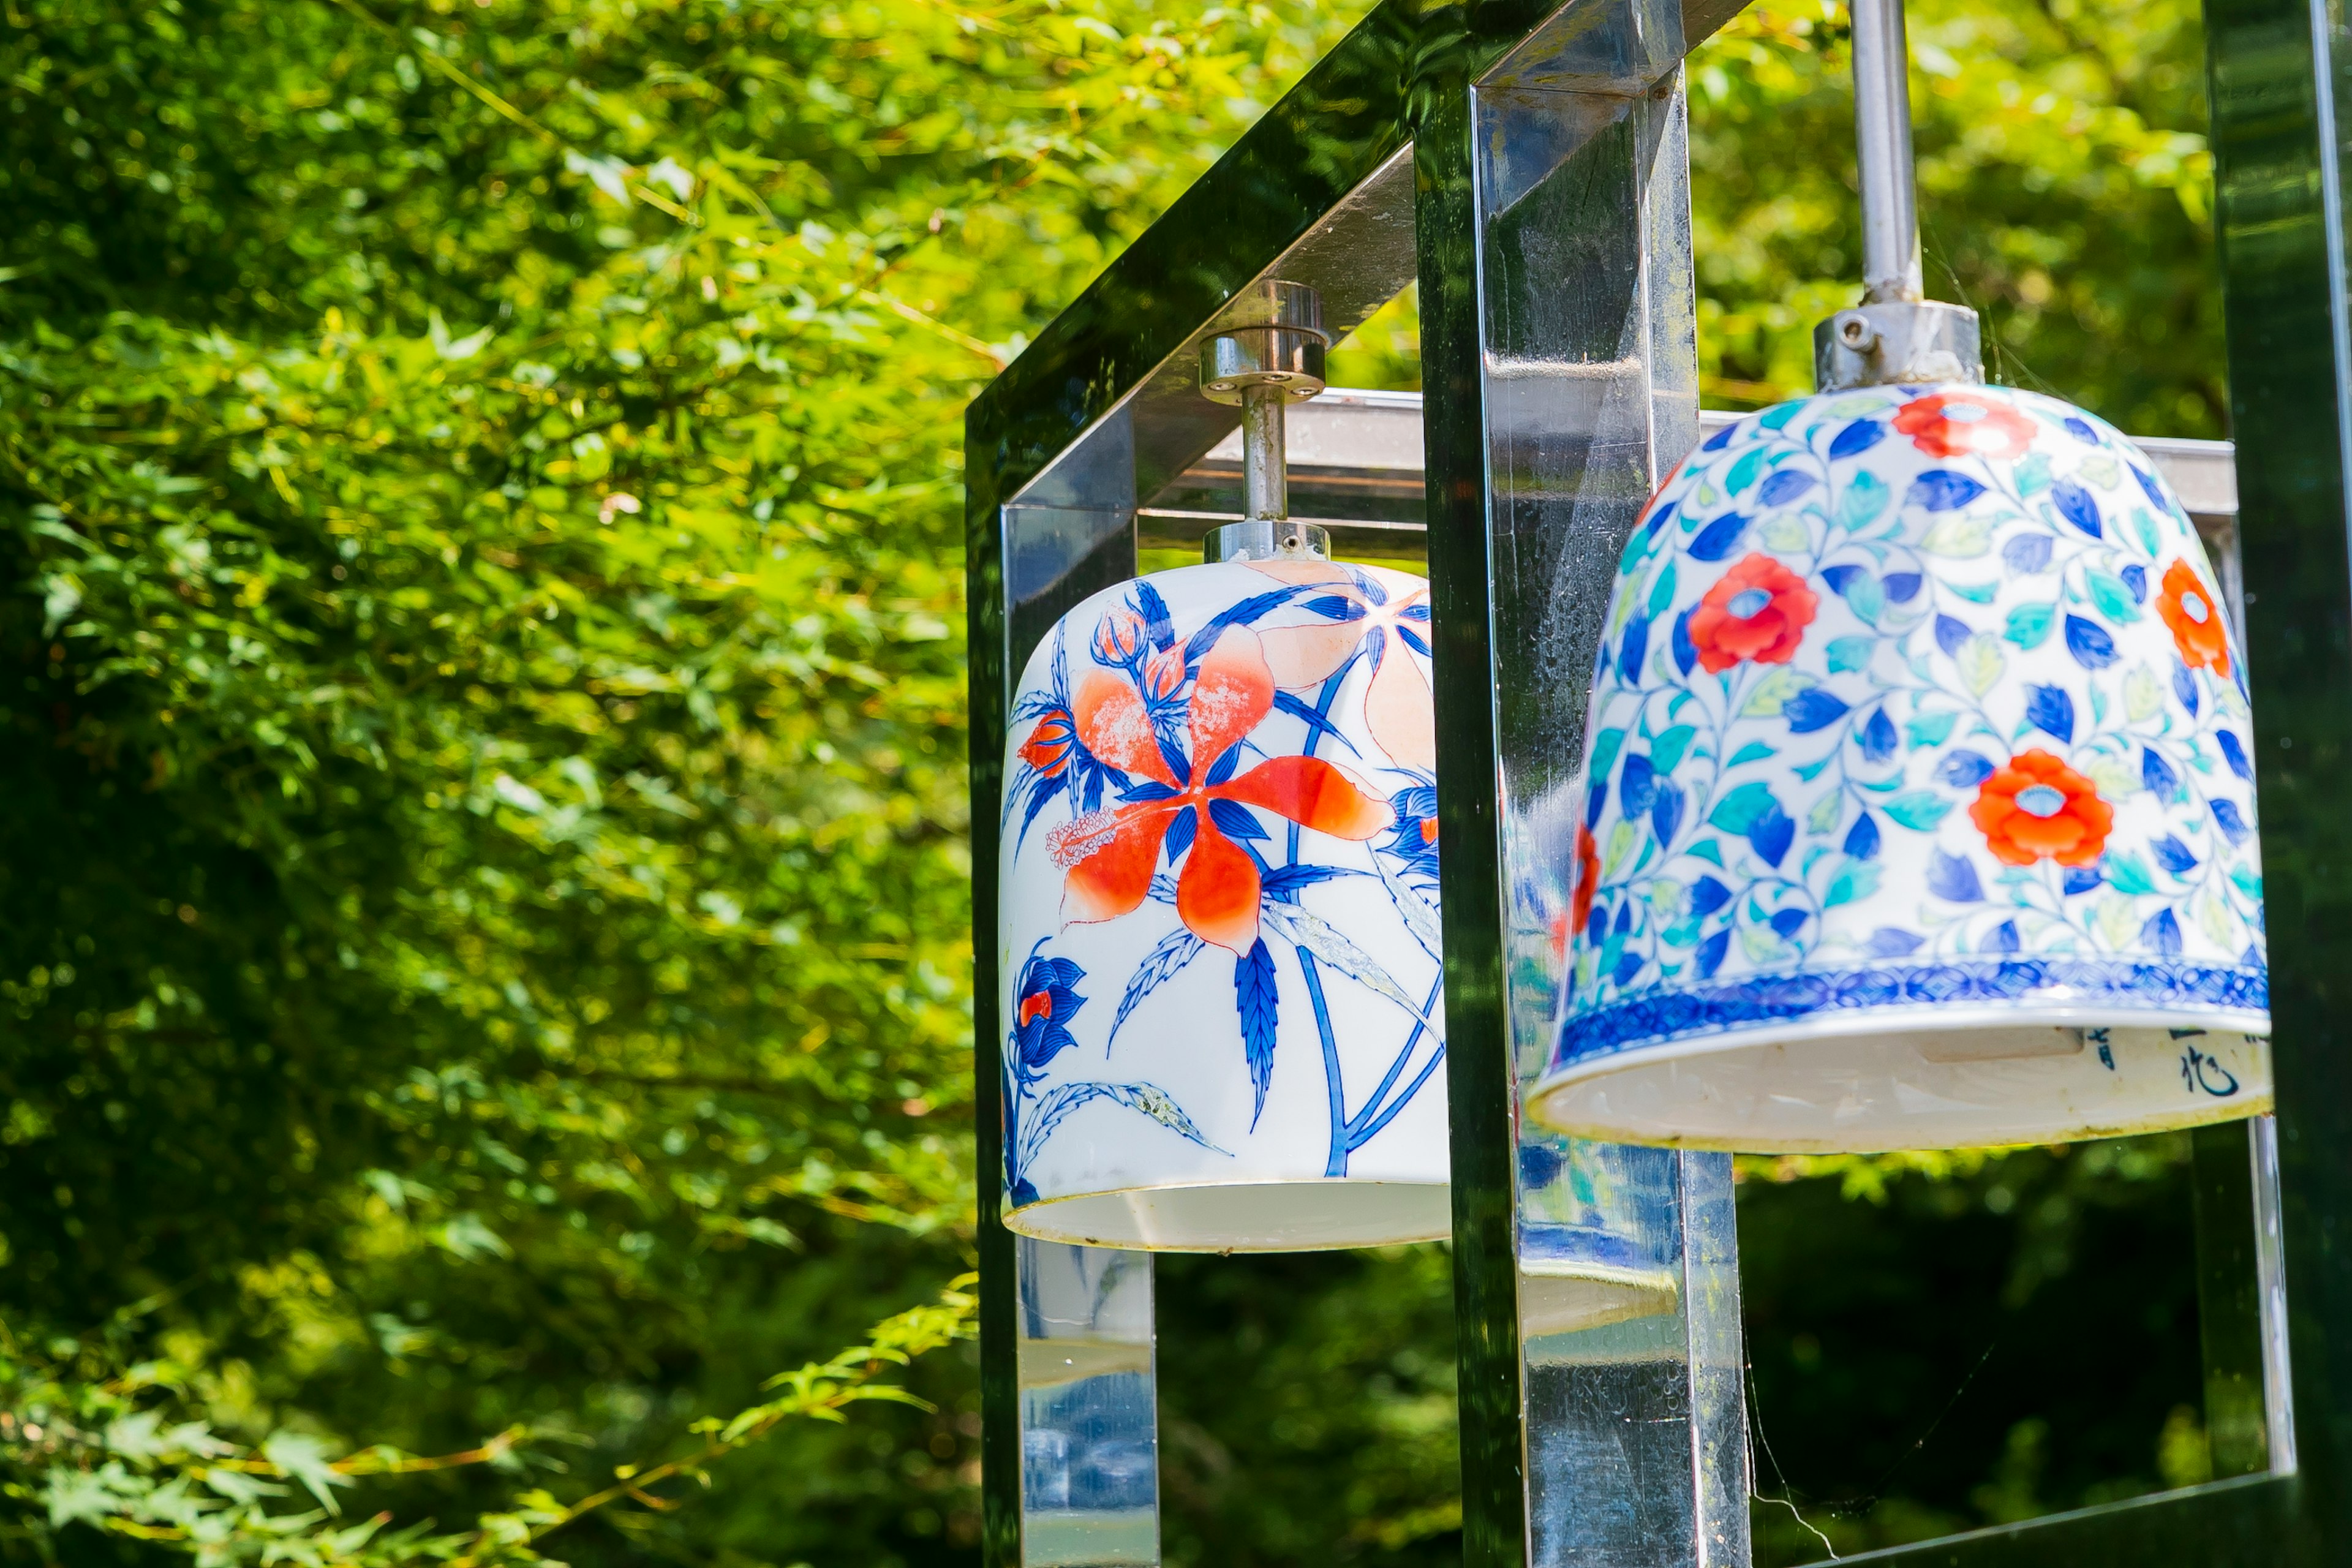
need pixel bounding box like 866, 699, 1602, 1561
1891, 390, 2037, 461
1687, 552, 1817, 674
1012, 949, 1088, 1079
1049, 624, 1393, 954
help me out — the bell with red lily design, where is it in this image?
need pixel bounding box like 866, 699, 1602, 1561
997, 278, 1449, 1250
1527, 0, 2269, 1154
999, 549, 1449, 1248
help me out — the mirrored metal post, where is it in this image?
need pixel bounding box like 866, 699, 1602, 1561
1016, 1238, 1161, 1567
1422, 0, 1752, 1558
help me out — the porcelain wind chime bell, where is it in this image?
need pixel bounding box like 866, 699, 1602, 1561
1531, 0, 2270, 1152
997, 282, 1450, 1249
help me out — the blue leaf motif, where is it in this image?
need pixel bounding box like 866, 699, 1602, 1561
2212, 798, 2251, 845
1689, 513, 1748, 562
1934, 614, 1972, 657
1758, 469, 1818, 506
1651, 784, 1685, 847
2218, 730, 2253, 781
1236, 939, 1280, 1127
2121, 564, 2148, 603
1936, 751, 1997, 788
2151, 835, 2199, 875
1644, 500, 1678, 539
1843, 810, 1881, 861
1883, 571, 1923, 603
2001, 533, 2054, 574
1618, 615, 1650, 684
1829, 420, 1887, 459
2173, 661, 2199, 717
1702, 421, 1737, 452
1749, 804, 1796, 868
1785, 688, 1852, 734
2026, 683, 2076, 743
2062, 865, 2104, 895
2051, 477, 2103, 538
1672, 608, 1698, 676
1821, 564, 1866, 596
1769, 908, 1808, 939
1859, 707, 1898, 763
1709, 782, 1782, 834
1585, 781, 1610, 828
1928, 849, 1985, 903
1689, 876, 1733, 918
2133, 465, 2171, 511
1696, 928, 1732, 978
1620, 752, 1659, 815
1610, 948, 1646, 987
1862, 927, 1926, 957
2141, 908, 2185, 957
1986, 920, 2022, 954
1908, 470, 1987, 511
2064, 614, 2118, 669
2141, 747, 2182, 802
1208, 797, 1270, 840
2064, 416, 2100, 444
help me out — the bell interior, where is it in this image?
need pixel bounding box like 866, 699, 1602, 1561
1006, 1179, 1452, 1253
1532, 1017, 2273, 1153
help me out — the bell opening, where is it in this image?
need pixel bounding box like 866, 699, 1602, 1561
1005, 1178, 1450, 1253
1531, 1010, 2271, 1153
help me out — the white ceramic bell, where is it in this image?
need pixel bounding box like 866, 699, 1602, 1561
1527, 0, 2267, 1153
998, 552, 1449, 1247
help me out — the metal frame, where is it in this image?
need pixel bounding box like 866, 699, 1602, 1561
966, 0, 2352, 1557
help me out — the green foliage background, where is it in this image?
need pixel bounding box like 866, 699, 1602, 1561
0, 0, 2231, 1564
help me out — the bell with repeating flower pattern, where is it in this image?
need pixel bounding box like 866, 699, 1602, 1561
1527, 0, 2269, 1152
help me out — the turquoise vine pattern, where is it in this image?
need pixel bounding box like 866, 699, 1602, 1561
1554, 384, 2266, 1064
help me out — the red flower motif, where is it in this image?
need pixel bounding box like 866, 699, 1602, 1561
1687, 553, 1817, 674
1245, 561, 1436, 772
1571, 823, 1600, 937
1047, 625, 1393, 954
2157, 558, 2231, 677
1019, 709, 1075, 778
1969, 749, 2114, 868
1891, 391, 2037, 460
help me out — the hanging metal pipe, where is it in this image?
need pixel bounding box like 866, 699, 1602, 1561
1812, 0, 1980, 390
1242, 382, 1289, 522
1851, 0, 1923, 304
1199, 279, 1330, 563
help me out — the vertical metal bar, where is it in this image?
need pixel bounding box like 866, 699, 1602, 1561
2192, 1118, 2271, 1477
1016, 1239, 1159, 1567
2250, 1115, 2299, 1472
1423, 1, 1749, 1558
971, 408, 1150, 1568
1849, 0, 1924, 303
2206, 0, 2352, 1543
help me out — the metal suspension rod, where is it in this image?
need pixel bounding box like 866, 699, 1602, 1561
1851, 0, 1923, 304
1242, 383, 1288, 522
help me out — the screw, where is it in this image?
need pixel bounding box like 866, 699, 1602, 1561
1836, 312, 1878, 352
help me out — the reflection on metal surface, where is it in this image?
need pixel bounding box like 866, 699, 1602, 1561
1522, 1155, 1744, 1568
2250, 1114, 2297, 1474
1017, 1238, 1159, 1567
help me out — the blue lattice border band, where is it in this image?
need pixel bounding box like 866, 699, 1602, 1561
1551, 957, 2271, 1073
